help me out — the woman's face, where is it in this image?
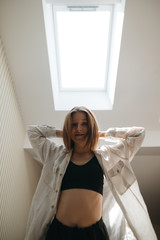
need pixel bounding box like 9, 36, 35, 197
71, 111, 88, 145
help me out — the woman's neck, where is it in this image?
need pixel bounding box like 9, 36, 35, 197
73, 144, 91, 154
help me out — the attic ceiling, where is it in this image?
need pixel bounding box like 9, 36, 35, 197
0, 0, 160, 145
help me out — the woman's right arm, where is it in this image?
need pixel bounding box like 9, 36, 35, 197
27, 125, 63, 165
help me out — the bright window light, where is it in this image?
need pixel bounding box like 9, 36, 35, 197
42, 0, 126, 110
54, 6, 112, 90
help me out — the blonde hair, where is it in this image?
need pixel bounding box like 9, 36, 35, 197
63, 106, 99, 151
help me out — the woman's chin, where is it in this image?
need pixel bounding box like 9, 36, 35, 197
73, 138, 87, 145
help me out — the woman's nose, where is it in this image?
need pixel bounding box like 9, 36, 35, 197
77, 124, 82, 131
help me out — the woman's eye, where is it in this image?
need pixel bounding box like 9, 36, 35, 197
71, 122, 88, 127
82, 122, 88, 125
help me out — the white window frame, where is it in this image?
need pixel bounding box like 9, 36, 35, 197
42, 0, 126, 110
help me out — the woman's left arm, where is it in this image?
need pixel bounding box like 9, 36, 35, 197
99, 127, 145, 139
99, 127, 145, 161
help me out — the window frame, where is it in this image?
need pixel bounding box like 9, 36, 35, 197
42, 0, 126, 110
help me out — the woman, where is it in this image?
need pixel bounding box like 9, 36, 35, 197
25, 106, 157, 240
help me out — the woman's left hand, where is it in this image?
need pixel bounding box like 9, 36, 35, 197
98, 131, 106, 138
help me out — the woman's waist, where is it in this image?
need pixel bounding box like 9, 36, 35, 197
56, 212, 102, 228
56, 189, 102, 227
54, 215, 103, 229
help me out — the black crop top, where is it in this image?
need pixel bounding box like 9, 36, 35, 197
61, 156, 104, 195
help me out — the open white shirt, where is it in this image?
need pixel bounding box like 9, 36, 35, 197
25, 126, 157, 240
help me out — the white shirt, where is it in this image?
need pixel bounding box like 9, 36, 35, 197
24, 125, 157, 240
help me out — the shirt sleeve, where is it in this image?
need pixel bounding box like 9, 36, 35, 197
105, 127, 145, 162
27, 125, 63, 165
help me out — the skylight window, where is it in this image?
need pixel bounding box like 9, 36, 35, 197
42, 0, 126, 110
54, 6, 112, 90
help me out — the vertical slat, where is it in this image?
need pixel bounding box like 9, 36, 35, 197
0, 37, 41, 240
0, 37, 17, 240
0, 38, 29, 240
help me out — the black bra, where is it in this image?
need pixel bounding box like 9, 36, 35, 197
61, 155, 104, 195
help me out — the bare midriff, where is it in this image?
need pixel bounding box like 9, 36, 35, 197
56, 189, 103, 227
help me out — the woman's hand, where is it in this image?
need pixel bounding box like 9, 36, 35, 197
56, 130, 63, 138
98, 131, 106, 138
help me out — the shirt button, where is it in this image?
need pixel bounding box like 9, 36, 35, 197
60, 173, 63, 177
56, 190, 58, 193
117, 169, 120, 173
51, 205, 54, 209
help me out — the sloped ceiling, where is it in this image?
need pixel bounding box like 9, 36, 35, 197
0, 0, 160, 133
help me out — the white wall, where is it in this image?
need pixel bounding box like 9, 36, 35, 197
0, 38, 41, 240
132, 155, 160, 238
